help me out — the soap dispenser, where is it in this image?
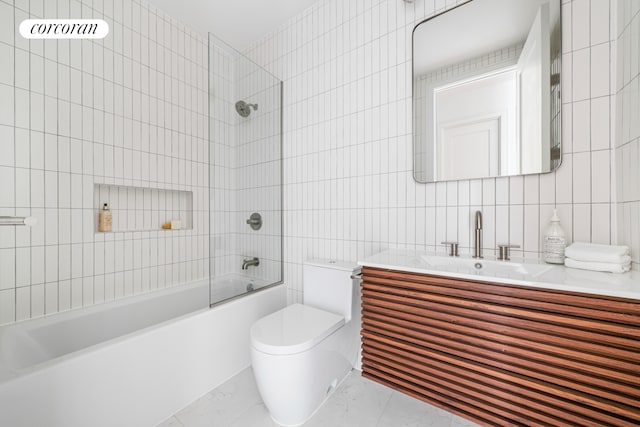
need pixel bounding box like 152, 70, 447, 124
98, 203, 112, 232
543, 209, 566, 264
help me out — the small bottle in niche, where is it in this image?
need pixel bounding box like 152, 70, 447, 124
98, 203, 112, 232
543, 209, 566, 264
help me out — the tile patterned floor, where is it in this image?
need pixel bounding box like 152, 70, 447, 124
158, 368, 480, 427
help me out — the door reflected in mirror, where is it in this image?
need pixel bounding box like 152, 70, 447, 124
413, 0, 561, 183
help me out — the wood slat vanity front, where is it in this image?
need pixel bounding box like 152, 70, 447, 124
360, 267, 640, 427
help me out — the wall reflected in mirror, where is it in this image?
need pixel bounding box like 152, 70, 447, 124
413, 0, 561, 183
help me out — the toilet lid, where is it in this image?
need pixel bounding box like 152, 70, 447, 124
250, 304, 345, 355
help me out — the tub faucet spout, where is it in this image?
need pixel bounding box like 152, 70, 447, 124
242, 257, 260, 270
473, 210, 483, 259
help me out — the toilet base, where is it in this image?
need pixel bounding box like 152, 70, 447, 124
251, 320, 360, 427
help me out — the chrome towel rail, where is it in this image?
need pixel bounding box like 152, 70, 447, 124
0, 216, 37, 226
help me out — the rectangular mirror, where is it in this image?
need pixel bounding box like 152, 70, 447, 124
413, 0, 562, 183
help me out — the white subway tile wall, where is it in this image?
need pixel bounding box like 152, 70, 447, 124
209, 39, 238, 279
0, 0, 630, 320
244, 0, 619, 304
235, 65, 282, 286
616, 0, 640, 269
209, 36, 283, 289
0, 0, 209, 325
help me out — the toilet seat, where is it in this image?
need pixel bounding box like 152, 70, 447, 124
250, 304, 344, 356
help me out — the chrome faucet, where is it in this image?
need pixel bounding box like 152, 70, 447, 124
242, 257, 260, 270
473, 210, 483, 259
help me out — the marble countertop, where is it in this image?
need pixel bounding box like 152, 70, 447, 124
358, 249, 640, 300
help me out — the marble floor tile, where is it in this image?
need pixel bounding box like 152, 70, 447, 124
302, 373, 393, 427
451, 414, 483, 427
159, 368, 481, 427
172, 368, 264, 427
156, 416, 184, 427
228, 403, 277, 427
375, 390, 455, 427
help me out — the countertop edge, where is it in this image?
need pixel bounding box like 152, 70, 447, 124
358, 250, 640, 301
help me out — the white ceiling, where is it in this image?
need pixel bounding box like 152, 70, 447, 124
146, 0, 319, 51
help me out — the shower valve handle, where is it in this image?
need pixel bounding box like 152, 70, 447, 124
246, 213, 262, 230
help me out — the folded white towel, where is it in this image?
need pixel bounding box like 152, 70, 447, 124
565, 258, 631, 274
564, 242, 630, 264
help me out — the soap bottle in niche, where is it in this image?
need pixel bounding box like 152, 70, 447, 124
543, 209, 566, 264
98, 203, 112, 232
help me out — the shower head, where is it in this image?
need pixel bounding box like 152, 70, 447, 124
235, 100, 258, 117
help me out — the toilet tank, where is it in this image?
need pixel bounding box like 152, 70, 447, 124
303, 259, 360, 323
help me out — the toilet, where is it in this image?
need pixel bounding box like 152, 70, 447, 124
250, 259, 361, 426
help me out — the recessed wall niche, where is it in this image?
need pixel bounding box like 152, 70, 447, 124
94, 184, 193, 233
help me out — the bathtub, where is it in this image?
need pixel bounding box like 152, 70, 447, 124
210, 273, 271, 304
0, 279, 286, 427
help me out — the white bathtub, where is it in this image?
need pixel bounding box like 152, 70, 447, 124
211, 273, 272, 303
0, 279, 286, 427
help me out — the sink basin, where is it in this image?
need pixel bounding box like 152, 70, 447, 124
418, 255, 553, 279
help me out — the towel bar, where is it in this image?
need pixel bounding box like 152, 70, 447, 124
0, 216, 37, 226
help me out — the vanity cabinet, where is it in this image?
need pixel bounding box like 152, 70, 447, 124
360, 267, 640, 427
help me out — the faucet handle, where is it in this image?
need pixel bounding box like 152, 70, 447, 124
441, 241, 459, 257
497, 244, 520, 261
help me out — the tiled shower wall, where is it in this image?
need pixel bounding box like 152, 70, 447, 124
0, 0, 209, 324
245, 0, 619, 303
615, 0, 640, 269
235, 64, 282, 285
209, 38, 282, 285
209, 38, 237, 277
